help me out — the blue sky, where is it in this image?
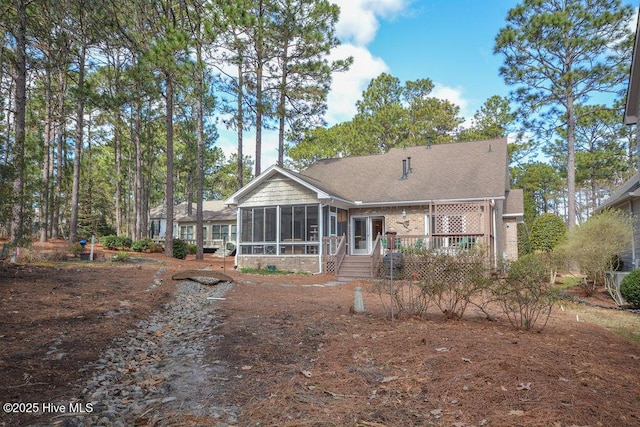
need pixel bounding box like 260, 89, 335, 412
216, 0, 635, 171
328, 0, 520, 124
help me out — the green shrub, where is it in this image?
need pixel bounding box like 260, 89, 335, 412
187, 243, 197, 255
529, 213, 566, 253
112, 251, 129, 262
620, 269, 640, 308
101, 235, 132, 250
132, 238, 153, 252
100, 235, 118, 250
172, 239, 188, 260
494, 253, 557, 332
69, 242, 86, 256
561, 209, 633, 297
517, 222, 532, 256
116, 236, 132, 249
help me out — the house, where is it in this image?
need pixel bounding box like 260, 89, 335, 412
598, 13, 640, 272
225, 138, 524, 277
149, 200, 237, 254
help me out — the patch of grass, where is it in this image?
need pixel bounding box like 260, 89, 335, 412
566, 303, 640, 343
554, 274, 582, 290
241, 266, 296, 275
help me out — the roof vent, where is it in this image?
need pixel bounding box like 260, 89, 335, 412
407, 156, 413, 173
400, 159, 408, 180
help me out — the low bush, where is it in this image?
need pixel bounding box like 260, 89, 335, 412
100, 235, 132, 250
561, 209, 633, 297
132, 238, 153, 252
373, 278, 430, 319
111, 251, 129, 262
418, 249, 491, 319
620, 269, 640, 308
172, 239, 188, 260
148, 241, 164, 253
69, 242, 86, 256
187, 243, 197, 255
100, 236, 133, 250
494, 253, 557, 332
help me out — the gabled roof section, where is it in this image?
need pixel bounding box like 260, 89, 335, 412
504, 189, 524, 218
151, 201, 236, 221
300, 138, 510, 204
625, 14, 640, 125
175, 200, 236, 222
224, 164, 342, 205
598, 172, 640, 211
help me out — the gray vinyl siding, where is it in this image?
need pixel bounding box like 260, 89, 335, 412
239, 177, 318, 207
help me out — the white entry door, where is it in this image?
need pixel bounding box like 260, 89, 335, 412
351, 217, 369, 255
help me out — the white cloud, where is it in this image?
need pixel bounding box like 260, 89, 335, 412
324, 0, 413, 124
332, 0, 411, 46
431, 83, 469, 113
326, 44, 388, 125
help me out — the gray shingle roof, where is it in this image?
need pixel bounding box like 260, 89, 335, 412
151, 201, 236, 221
298, 138, 509, 204
504, 189, 524, 216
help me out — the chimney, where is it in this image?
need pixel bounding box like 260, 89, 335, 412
401, 159, 408, 180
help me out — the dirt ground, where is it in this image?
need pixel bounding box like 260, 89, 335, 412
1, 240, 640, 427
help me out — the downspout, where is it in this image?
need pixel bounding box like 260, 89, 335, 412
314, 202, 324, 274
491, 199, 497, 270
630, 199, 637, 268
234, 207, 240, 268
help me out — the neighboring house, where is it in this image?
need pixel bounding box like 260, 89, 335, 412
598, 14, 640, 272
225, 138, 524, 276
149, 200, 237, 254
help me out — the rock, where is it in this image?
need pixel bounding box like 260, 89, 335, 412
62, 279, 236, 426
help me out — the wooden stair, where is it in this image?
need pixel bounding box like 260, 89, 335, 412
337, 255, 373, 278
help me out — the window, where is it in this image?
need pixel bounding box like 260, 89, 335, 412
240, 205, 320, 254
180, 225, 194, 240
212, 225, 230, 240
241, 207, 278, 242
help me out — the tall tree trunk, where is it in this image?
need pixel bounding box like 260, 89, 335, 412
164, 74, 174, 258
276, 41, 289, 167
70, 43, 86, 242
254, 0, 265, 176
10, 0, 27, 244
134, 100, 143, 240
40, 69, 53, 242
236, 59, 244, 189
114, 122, 122, 235
196, 43, 204, 260
567, 95, 576, 229
52, 118, 63, 240
3, 79, 13, 166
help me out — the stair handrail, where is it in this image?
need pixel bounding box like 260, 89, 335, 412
371, 233, 382, 277
334, 234, 346, 274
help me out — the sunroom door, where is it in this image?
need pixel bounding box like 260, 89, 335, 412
351, 217, 369, 255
